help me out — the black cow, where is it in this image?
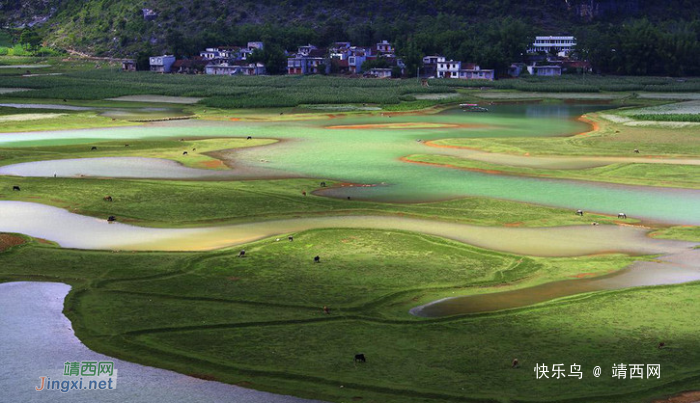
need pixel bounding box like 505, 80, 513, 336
183, 151, 188, 155
12, 186, 21, 191
634, 149, 640, 154
125, 144, 130, 147
246, 136, 252, 140
576, 210, 584, 216
354, 354, 366, 363
314, 256, 320, 263
239, 250, 246, 257
288, 236, 294, 242
91, 146, 97, 151
107, 216, 117, 222
320, 182, 327, 187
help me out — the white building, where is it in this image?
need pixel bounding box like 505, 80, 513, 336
527, 65, 562, 76
528, 36, 577, 57
205, 61, 266, 76
436, 57, 461, 78
376, 40, 394, 54
149, 55, 176, 73
368, 67, 392, 78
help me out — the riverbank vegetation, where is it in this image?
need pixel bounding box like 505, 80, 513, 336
2, 64, 700, 110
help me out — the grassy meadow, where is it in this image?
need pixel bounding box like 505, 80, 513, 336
0, 230, 696, 403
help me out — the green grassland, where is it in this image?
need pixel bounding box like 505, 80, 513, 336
1, 60, 700, 110
0, 175, 630, 227
0, 231, 696, 403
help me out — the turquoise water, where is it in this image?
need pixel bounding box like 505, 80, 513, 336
1, 104, 699, 224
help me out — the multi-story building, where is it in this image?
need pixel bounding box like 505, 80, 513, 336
528, 36, 577, 56
436, 57, 462, 78
376, 40, 394, 54
435, 57, 494, 80
287, 45, 330, 75
205, 61, 266, 76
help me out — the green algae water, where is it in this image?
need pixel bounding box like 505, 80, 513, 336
2, 104, 699, 224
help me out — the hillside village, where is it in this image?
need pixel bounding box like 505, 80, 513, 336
132, 36, 590, 80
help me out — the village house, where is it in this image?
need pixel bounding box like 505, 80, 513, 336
329, 42, 370, 74
199, 47, 240, 60
435, 57, 494, 80
205, 60, 266, 76
528, 36, 577, 57
239, 42, 264, 60
287, 45, 330, 75
436, 57, 461, 78
527, 64, 562, 76
375, 40, 394, 54
149, 55, 176, 73
121, 60, 136, 72
171, 59, 209, 74
458, 63, 495, 80
367, 67, 393, 78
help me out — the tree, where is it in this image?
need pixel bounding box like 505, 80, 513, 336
19, 29, 41, 51
397, 39, 423, 77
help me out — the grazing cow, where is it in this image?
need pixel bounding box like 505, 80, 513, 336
279, 112, 284, 115
183, 151, 188, 155
246, 136, 252, 140
63, 99, 67, 102
288, 236, 294, 242
618, 213, 627, 219
320, 182, 327, 187
91, 146, 97, 151
512, 358, 519, 368
347, 196, 351, 200
239, 250, 246, 257
323, 306, 330, 314
103, 196, 113, 202
125, 144, 129, 147
354, 354, 366, 363
12, 186, 20, 191
658, 342, 665, 349
314, 256, 320, 263
302, 191, 307, 196
107, 216, 117, 222
634, 149, 640, 154
576, 210, 584, 216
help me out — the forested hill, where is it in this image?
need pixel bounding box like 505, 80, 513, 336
2, 0, 700, 75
